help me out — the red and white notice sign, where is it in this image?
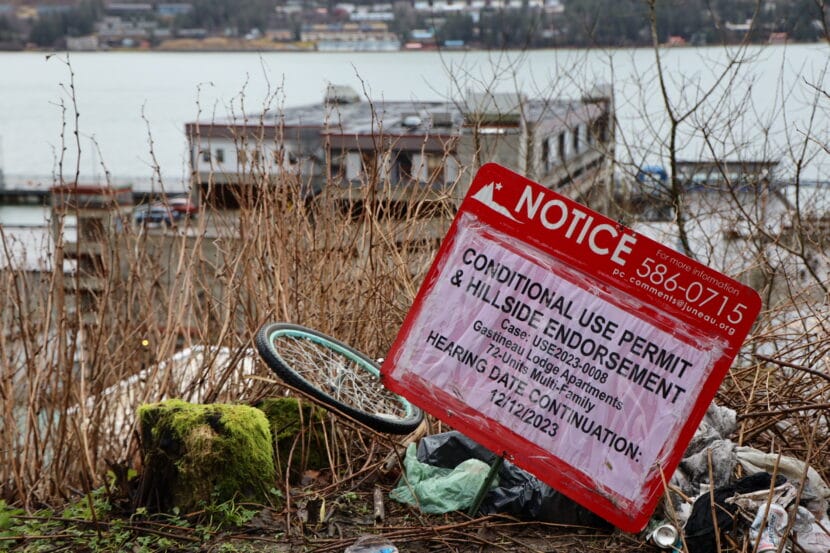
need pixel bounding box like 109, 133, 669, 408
382, 163, 761, 531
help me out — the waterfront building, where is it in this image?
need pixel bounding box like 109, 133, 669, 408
300, 22, 401, 51
185, 84, 614, 211
66, 35, 100, 51
411, 1, 549, 13
95, 15, 158, 46
156, 3, 194, 19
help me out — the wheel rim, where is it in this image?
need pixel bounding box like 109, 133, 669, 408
267, 328, 417, 422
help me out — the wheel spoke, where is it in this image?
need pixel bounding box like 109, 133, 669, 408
271, 333, 409, 420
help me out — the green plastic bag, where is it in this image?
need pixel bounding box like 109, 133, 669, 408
390, 443, 498, 513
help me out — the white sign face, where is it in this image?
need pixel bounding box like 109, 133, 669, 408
393, 221, 719, 501
383, 164, 761, 531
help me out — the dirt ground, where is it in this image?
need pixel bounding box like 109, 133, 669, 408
203, 504, 656, 553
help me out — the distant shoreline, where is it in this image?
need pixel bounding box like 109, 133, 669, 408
2, 39, 824, 55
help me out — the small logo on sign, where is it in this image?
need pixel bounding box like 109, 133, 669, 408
471, 181, 521, 222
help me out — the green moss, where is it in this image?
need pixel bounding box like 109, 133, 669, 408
255, 398, 328, 479
137, 400, 275, 513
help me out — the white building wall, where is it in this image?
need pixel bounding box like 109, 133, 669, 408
194, 138, 305, 175
563, 129, 573, 159
346, 152, 362, 179
379, 151, 392, 181
412, 154, 428, 182
445, 156, 459, 184
193, 138, 236, 172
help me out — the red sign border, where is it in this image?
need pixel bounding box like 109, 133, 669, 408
382, 163, 761, 532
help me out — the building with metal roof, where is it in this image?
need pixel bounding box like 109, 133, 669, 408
185, 84, 614, 210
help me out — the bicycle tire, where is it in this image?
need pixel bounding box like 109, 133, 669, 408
255, 322, 423, 434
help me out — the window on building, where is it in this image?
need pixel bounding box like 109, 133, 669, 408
78, 253, 105, 275
78, 290, 98, 311
593, 114, 609, 143
397, 152, 414, 181
237, 148, 248, 165
79, 218, 105, 241
361, 151, 377, 180
572, 125, 580, 153
542, 139, 551, 172
201, 149, 210, 162
215, 148, 225, 163
558, 132, 566, 162
329, 155, 343, 179
273, 149, 298, 167
274, 149, 299, 165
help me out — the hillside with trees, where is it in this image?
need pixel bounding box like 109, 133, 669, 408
0, 0, 826, 50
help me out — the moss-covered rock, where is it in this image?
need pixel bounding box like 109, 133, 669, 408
255, 397, 328, 479
137, 399, 275, 513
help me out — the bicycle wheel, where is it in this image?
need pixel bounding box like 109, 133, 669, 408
255, 323, 423, 434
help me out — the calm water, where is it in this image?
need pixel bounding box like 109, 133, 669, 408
0, 44, 828, 193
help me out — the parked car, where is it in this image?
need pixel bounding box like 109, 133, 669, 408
166, 197, 199, 216
134, 204, 181, 226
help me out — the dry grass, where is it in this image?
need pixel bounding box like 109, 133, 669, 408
0, 165, 451, 501
1, 113, 828, 553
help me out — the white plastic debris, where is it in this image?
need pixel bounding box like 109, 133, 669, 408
748, 503, 788, 553
736, 446, 830, 500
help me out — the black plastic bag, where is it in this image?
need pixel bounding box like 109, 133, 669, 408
683, 472, 786, 553
416, 431, 612, 528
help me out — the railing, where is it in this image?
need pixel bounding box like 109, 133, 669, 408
51, 189, 134, 209
1, 174, 188, 194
